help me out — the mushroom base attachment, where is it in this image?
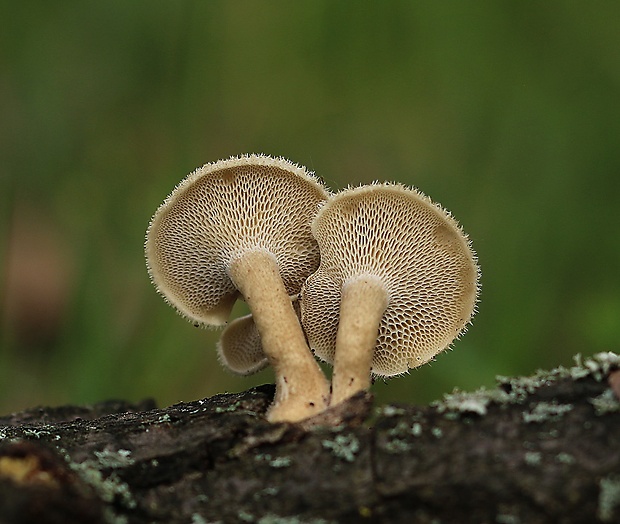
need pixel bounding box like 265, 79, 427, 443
331, 274, 389, 406
228, 250, 330, 422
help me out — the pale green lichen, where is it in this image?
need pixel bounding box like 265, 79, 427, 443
103, 507, 128, 524
522, 402, 573, 424
496, 363, 582, 403
21, 427, 54, 439
269, 456, 292, 468
524, 451, 542, 466
388, 420, 424, 438
598, 475, 620, 522
214, 401, 242, 413
253, 487, 280, 501
431, 427, 443, 439
191, 514, 208, 524
239, 510, 255, 522
432, 387, 507, 416
94, 449, 135, 468
434, 366, 581, 416
254, 453, 292, 469
382, 438, 412, 454
555, 452, 576, 465
380, 405, 406, 417
322, 434, 359, 462
589, 389, 620, 416
69, 459, 136, 510
495, 352, 619, 405
584, 352, 620, 382
538, 428, 559, 439
497, 374, 555, 401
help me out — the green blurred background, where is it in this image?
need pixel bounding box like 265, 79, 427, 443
1, 2, 619, 416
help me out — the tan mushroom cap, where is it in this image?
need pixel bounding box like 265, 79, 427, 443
301, 183, 479, 378
146, 154, 332, 422
145, 154, 328, 327
217, 314, 269, 376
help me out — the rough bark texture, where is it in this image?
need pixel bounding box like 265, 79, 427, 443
1, 352, 619, 524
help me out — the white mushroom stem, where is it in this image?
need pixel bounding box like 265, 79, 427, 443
228, 249, 330, 422
331, 274, 389, 406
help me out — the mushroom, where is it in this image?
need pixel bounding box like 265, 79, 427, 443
300, 183, 479, 406
145, 154, 331, 422
217, 296, 301, 377
216, 313, 268, 376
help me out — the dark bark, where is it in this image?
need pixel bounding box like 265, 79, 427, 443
1, 353, 619, 524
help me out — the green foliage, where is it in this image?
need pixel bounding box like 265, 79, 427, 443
1, 1, 619, 414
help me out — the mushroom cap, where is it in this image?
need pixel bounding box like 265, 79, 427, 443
216, 296, 302, 376
146, 154, 329, 326
300, 183, 479, 377
216, 314, 269, 375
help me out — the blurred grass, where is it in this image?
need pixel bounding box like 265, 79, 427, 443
1, 1, 619, 415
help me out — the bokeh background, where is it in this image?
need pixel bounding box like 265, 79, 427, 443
1, 2, 619, 416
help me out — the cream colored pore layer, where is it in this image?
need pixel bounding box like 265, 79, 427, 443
147, 159, 327, 325
301, 184, 479, 377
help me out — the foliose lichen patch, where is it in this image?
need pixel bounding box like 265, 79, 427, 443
589, 389, 620, 416
524, 451, 542, 466
432, 387, 509, 417
254, 453, 292, 469
93, 449, 135, 469
522, 402, 574, 424
598, 475, 620, 523
321, 434, 360, 462
430, 352, 619, 419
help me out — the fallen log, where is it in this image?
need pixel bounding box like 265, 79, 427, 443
1, 352, 619, 523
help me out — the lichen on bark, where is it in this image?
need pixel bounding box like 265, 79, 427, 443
1, 353, 619, 523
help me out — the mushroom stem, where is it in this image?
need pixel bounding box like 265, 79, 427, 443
331, 274, 389, 406
228, 249, 330, 422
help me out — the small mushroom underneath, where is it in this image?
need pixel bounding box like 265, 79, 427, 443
300, 183, 479, 406
217, 296, 302, 376
146, 154, 331, 422
216, 313, 269, 376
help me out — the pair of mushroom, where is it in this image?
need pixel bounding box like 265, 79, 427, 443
145, 154, 479, 423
